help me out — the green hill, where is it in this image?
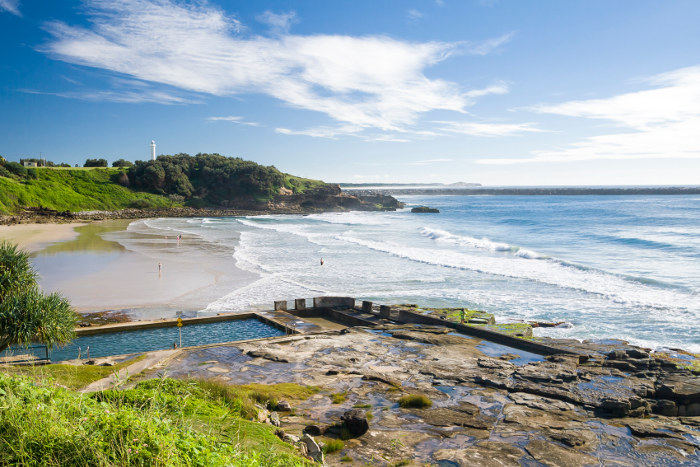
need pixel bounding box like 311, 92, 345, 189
0, 154, 326, 215
0, 167, 174, 214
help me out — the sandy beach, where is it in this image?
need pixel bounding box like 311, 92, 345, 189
0, 220, 257, 318
0, 223, 86, 253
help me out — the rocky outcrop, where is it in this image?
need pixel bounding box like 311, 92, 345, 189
411, 206, 440, 213
271, 185, 403, 212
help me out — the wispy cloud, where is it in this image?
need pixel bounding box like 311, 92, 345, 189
464, 32, 514, 56
207, 115, 260, 126
0, 0, 21, 16
41, 0, 510, 138
436, 120, 542, 137
407, 9, 423, 23
275, 125, 361, 139
408, 158, 453, 165
20, 87, 193, 104
256, 10, 297, 35
478, 65, 700, 164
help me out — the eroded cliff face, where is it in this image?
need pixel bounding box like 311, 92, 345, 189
270, 184, 404, 212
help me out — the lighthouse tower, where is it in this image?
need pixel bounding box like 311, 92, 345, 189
150, 140, 156, 161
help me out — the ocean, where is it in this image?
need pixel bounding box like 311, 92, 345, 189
113, 194, 700, 353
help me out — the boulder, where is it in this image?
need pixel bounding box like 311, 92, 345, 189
302, 434, 324, 464
598, 398, 630, 417
303, 425, 324, 436
341, 408, 370, 437
411, 206, 439, 213
270, 411, 280, 427
277, 400, 292, 411
653, 399, 678, 416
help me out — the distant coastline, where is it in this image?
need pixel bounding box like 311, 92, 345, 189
342, 185, 700, 196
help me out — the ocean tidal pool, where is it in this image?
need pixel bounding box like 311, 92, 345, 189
49, 318, 285, 362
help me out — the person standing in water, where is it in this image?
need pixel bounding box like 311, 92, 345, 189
320, 258, 324, 266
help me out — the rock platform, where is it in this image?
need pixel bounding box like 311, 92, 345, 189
156, 322, 700, 466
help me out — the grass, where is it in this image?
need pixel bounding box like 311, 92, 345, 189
283, 175, 326, 194
353, 403, 372, 408
0, 168, 177, 214
398, 394, 432, 409
0, 374, 311, 466
321, 438, 345, 454
330, 390, 348, 404
341, 454, 353, 462
1, 354, 147, 390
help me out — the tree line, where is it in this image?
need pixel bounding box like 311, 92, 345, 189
124, 153, 287, 205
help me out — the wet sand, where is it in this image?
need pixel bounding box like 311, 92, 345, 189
1, 220, 257, 318
0, 223, 86, 252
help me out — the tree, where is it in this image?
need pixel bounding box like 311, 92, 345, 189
84, 158, 108, 167
0, 242, 77, 353
112, 158, 134, 168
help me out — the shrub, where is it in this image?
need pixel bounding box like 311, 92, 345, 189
84, 158, 107, 167
26, 168, 38, 179
5, 162, 27, 178
322, 439, 345, 454
129, 199, 150, 209
398, 394, 432, 409
0, 242, 77, 353
112, 158, 134, 168
0, 166, 12, 178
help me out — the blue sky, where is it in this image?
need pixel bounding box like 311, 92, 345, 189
1, 0, 699, 185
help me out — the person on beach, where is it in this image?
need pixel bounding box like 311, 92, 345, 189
320, 258, 324, 266
158, 262, 162, 276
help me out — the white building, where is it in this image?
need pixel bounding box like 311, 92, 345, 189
150, 140, 156, 161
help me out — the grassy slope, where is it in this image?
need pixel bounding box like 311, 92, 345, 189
0, 168, 328, 214
0, 168, 175, 214
0, 372, 313, 466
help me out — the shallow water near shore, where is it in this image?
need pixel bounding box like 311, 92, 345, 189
26, 193, 700, 352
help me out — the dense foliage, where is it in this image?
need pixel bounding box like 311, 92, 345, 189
112, 158, 134, 168
0, 374, 310, 466
127, 153, 290, 205
84, 158, 108, 167
0, 242, 77, 353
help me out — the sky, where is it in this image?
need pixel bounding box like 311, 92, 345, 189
1, 0, 699, 186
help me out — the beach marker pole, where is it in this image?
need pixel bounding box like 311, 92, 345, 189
177, 318, 183, 347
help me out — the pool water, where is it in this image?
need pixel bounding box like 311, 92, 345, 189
49, 318, 285, 362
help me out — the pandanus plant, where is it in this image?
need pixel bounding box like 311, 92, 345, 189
0, 241, 77, 354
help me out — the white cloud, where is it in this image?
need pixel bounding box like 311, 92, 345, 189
408, 158, 453, 165
407, 9, 423, 22
0, 0, 21, 16
42, 0, 509, 137
207, 115, 260, 126
465, 32, 514, 56
435, 120, 542, 137
20, 87, 192, 104
256, 10, 296, 34
479, 65, 700, 164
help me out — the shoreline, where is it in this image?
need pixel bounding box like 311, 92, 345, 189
0, 219, 258, 318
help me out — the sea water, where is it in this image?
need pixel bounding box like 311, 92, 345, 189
109, 194, 700, 353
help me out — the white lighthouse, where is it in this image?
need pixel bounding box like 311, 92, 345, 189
150, 140, 156, 161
